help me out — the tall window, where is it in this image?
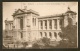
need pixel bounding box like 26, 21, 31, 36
32, 18, 34, 26
49, 32, 52, 38
54, 19, 57, 29
35, 18, 36, 26
45, 20, 47, 29
54, 32, 57, 38
21, 32, 23, 38
49, 20, 52, 29
44, 32, 47, 37
20, 18, 23, 30
33, 18, 36, 26
41, 21, 43, 29
40, 32, 42, 37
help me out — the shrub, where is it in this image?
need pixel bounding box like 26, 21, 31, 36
22, 42, 28, 48
41, 37, 50, 46
32, 43, 40, 48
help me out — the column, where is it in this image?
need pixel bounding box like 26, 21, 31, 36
36, 19, 38, 29
15, 18, 17, 29
47, 20, 49, 30
18, 19, 20, 29
25, 17, 26, 30
52, 20, 55, 30
23, 17, 25, 29
57, 19, 60, 30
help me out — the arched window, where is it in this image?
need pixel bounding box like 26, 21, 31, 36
49, 32, 52, 38
58, 32, 62, 37
54, 32, 57, 38
44, 32, 47, 37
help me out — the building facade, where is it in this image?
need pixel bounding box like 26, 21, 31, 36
4, 7, 77, 43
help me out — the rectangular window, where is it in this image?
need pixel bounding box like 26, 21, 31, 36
49, 20, 52, 29
21, 32, 23, 38
45, 20, 47, 29
60, 19, 63, 28
54, 19, 57, 29
41, 21, 43, 29
32, 18, 34, 26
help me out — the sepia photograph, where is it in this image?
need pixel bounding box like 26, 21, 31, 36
3, 2, 78, 49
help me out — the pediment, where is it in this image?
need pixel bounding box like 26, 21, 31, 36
13, 9, 25, 16
16, 9, 25, 14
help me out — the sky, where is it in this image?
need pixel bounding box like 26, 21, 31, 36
3, 2, 78, 30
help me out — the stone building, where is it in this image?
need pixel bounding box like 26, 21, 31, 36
4, 7, 77, 42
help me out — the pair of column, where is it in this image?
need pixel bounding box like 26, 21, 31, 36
39, 19, 61, 30
47, 19, 61, 30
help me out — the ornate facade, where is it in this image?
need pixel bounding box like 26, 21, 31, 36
5, 7, 77, 42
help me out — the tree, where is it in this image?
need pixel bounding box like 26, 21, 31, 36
60, 18, 77, 47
